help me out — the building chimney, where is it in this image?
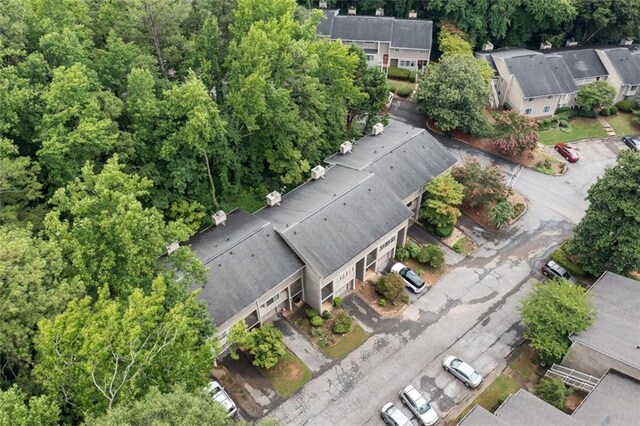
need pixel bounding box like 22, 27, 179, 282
375, 7, 384, 16
318, 0, 327, 9
347, 6, 356, 15
620, 37, 633, 46
540, 41, 552, 50
212, 210, 227, 226
565, 38, 578, 47
266, 191, 281, 207
311, 165, 326, 180
166, 242, 180, 255
482, 41, 494, 52
408, 10, 417, 19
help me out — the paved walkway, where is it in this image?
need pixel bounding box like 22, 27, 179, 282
273, 318, 331, 373
596, 115, 616, 137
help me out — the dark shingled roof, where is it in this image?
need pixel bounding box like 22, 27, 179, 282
546, 55, 579, 93
316, 10, 432, 50
572, 371, 640, 425
504, 54, 574, 97
280, 177, 412, 278
569, 271, 640, 370
553, 49, 608, 79
189, 211, 303, 326
495, 390, 577, 425
600, 48, 640, 85
459, 406, 509, 426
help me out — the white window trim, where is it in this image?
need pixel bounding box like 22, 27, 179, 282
524, 108, 532, 115
543, 106, 551, 113
527, 97, 535, 102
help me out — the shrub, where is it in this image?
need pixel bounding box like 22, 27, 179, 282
332, 311, 352, 334
555, 106, 570, 114
332, 297, 343, 308
321, 310, 331, 320
396, 86, 413, 97
489, 201, 514, 229
535, 377, 572, 410
503, 101, 511, 110
512, 202, 526, 218
395, 245, 410, 262
452, 158, 509, 209
609, 106, 618, 114
400, 294, 410, 304
435, 224, 454, 238
558, 119, 570, 127
406, 240, 421, 258
310, 316, 323, 327
550, 247, 586, 276
568, 108, 578, 118
243, 324, 287, 370
306, 308, 318, 319
409, 71, 417, 81
577, 109, 597, 118
373, 273, 406, 303
599, 108, 610, 116
555, 111, 570, 121
388, 66, 411, 80
615, 100, 634, 112
310, 326, 325, 337
417, 244, 445, 268
452, 238, 465, 254
377, 298, 388, 306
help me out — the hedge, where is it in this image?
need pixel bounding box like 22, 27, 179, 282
396, 86, 413, 97
599, 108, 610, 116
555, 106, 570, 114
550, 248, 586, 277
388, 66, 412, 81
615, 100, 634, 113
610, 105, 618, 114
435, 224, 454, 238
576, 109, 597, 118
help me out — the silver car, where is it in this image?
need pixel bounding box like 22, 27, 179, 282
399, 385, 439, 425
205, 381, 238, 417
442, 356, 483, 388
380, 402, 412, 426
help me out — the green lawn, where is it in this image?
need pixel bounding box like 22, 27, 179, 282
508, 346, 539, 381
319, 322, 369, 359
538, 118, 607, 145
605, 113, 640, 137
260, 350, 312, 397
387, 78, 416, 93
458, 374, 521, 421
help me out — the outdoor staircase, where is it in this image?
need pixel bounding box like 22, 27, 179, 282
545, 364, 601, 392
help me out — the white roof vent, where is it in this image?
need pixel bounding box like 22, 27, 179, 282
348, 6, 356, 15
166, 241, 180, 255
408, 10, 417, 19
565, 38, 578, 47
340, 141, 353, 154
371, 122, 384, 136
375, 7, 384, 16
318, 0, 327, 9
212, 210, 227, 226
540, 41, 552, 50
311, 165, 326, 180
620, 37, 633, 46
482, 41, 494, 52
266, 191, 281, 207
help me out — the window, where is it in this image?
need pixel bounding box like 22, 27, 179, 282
379, 235, 396, 251
629, 85, 638, 93
366, 54, 374, 62
527, 98, 535, 102
219, 330, 227, 339
417, 49, 427, 53
524, 108, 532, 115
543, 106, 550, 113
263, 293, 280, 307
393, 48, 401, 52
399, 59, 416, 68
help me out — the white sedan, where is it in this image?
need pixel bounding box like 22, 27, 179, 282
442, 356, 483, 388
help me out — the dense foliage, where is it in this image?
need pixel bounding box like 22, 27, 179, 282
574, 81, 616, 110
492, 111, 539, 156
534, 377, 572, 410
568, 151, 640, 276
420, 174, 464, 228
451, 159, 510, 209
520, 279, 593, 365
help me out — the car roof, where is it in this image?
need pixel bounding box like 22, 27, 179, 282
547, 260, 569, 275
457, 361, 477, 377
389, 406, 410, 424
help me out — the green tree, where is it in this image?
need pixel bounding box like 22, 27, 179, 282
38, 26, 91, 68
451, 158, 509, 209
0, 0, 28, 59
414, 55, 490, 135
186, 16, 225, 101
438, 24, 473, 57
568, 151, 640, 275
374, 273, 407, 304
520, 279, 593, 365
417, 244, 445, 269
346, 45, 389, 132
492, 111, 539, 156
0, 226, 82, 386
572, 0, 640, 45
33, 280, 216, 419
85, 386, 235, 426
535, 377, 572, 410
574, 80, 616, 110
227, 320, 250, 361
420, 174, 464, 228
44, 156, 192, 298
0, 385, 59, 426
489, 200, 514, 229
0, 139, 43, 225
243, 325, 287, 370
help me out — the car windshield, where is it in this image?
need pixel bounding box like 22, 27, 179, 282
405, 270, 424, 288
386, 405, 398, 415
562, 271, 572, 279
417, 401, 431, 414
469, 371, 481, 382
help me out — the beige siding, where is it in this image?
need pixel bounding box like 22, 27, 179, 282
596, 51, 625, 103
563, 342, 640, 382
303, 267, 323, 312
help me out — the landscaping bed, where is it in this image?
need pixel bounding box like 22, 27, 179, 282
538, 117, 607, 145
291, 306, 369, 359
387, 78, 416, 98
441, 227, 477, 255
355, 278, 409, 318
460, 191, 527, 233
260, 349, 312, 397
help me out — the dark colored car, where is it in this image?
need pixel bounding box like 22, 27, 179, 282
622, 136, 640, 151
542, 260, 576, 283
555, 143, 579, 162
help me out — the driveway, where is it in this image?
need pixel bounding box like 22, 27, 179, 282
261, 100, 621, 426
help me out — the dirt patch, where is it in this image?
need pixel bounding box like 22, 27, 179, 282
565, 390, 588, 414
461, 191, 527, 233
354, 279, 408, 318
428, 119, 565, 175
441, 227, 478, 255
212, 365, 261, 417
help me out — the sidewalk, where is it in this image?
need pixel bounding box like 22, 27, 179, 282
596, 115, 617, 137
273, 318, 331, 374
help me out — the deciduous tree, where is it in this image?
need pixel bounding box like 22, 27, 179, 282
420, 174, 464, 228
520, 279, 593, 365
0, 385, 59, 426
567, 150, 640, 275
535, 377, 572, 410
574, 80, 616, 110
493, 111, 539, 156
0, 138, 43, 225
451, 159, 509, 209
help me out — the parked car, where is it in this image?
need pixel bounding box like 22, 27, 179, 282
542, 260, 576, 282
442, 356, 483, 388
205, 381, 237, 417
380, 402, 412, 426
399, 385, 439, 426
554, 143, 579, 162
622, 136, 640, 151
391, 262, 425, 293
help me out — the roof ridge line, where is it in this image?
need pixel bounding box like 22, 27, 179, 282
200, 221, 271, 266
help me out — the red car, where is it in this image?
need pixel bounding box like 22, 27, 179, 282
555, 143, 579, 162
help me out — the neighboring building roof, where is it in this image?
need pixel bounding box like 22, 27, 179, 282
546, 55, 580, 93
572, 371, 640, 425
553, 49, 608, 79
316, 10, 432, 50
280, 176, 412, 278
188, 210, 304, 326
494, 389, 577, 426
599, 48, 640, 85
458, 406, 509, 426
569, 271, 640, 371
503, 53, 575, 97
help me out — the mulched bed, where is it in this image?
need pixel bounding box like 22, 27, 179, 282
355, 279, 408, 318
461, 192, 527, 233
